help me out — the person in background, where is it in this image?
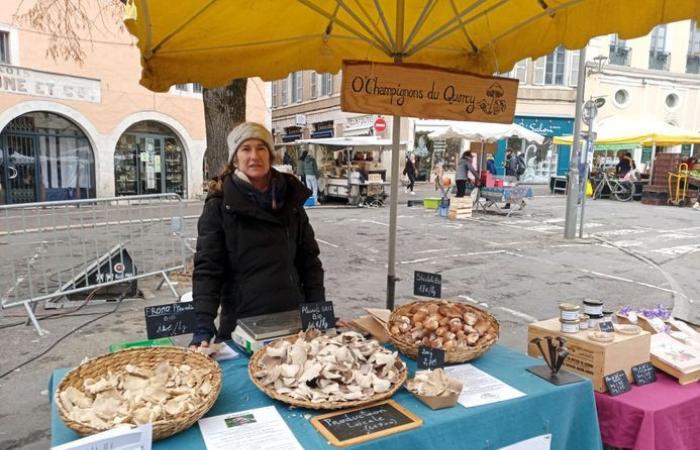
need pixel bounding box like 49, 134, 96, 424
504, 148, 518, 178
403, 154, 417, 195
616, 151, 635, 178
302, 149, 320, 202
486, 153, 497, 176
298, 150, 307, 185
456, 151, 479, 197
189, 122, 325, 350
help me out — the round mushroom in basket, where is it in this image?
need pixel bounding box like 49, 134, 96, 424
389, 301, 498, 351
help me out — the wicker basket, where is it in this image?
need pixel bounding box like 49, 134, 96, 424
56, 346, 222, 441
388, 300, 500, 364
249, 335, 407, 410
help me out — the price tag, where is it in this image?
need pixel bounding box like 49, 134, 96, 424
604, 370, 631, 396
631, 362, 656, 386
413, 271, 441, 298
144, 302, 196, 339
300, 302, 335, 331
417, 346, 445, 370
598, 321, 615, 333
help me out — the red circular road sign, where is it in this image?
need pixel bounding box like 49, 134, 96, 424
374, 117, 387, 133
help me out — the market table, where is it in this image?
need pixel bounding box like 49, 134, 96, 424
475, 186, 534, 217
595, 371, 700, 450
50, 345, 601, 450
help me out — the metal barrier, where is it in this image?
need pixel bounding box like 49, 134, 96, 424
0, 194, 187, 335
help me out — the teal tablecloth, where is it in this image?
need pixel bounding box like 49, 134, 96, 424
50, 345, 601, 449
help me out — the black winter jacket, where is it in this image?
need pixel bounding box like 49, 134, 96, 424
191, 172, 325, 344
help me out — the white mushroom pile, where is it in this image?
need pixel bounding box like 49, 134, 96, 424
59, 362, 214, 429
405, 369, 462, 397
389, 301, 498, 351
253, 330, 405, 403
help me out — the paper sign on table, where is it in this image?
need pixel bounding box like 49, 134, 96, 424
445, 364, 525, 408
212, 343, 240, 361
198, 406, 302, 450
51, 423, 152, 450
498, 434, 552, 450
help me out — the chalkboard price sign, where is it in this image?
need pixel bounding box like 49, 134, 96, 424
311, 400, 422, 447
598, 321, 615, 333
144, 302, 196, 339
300, 301, 335, 331
417, 346, 445, 370
414, 271, 442, 298
631, 362, 656, 386
604, 370, 631, 396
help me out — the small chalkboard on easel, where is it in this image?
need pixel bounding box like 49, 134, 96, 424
414, 271, 441, 298
631, 362, 656, 386
310, 400, 422, 447
144, 302, 196, 339
604, 370, 631, 396
417, 346, 445, 370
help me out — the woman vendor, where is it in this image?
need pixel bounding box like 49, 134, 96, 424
189, 122, 326, 349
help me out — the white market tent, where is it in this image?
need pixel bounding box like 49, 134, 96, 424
298, 136, 407, 147
427, 120, 545, 145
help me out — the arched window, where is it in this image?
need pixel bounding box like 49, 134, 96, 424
0, 111, 96, 204
114, 121, 186, 197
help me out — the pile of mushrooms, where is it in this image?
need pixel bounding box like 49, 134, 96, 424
253, 330, 405, 404
389, 301, 498, 351
59, 362, 214, 429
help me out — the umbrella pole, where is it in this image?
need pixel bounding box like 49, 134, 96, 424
386, 1, 405, 311
649, 140, 656, 185
386, 115, 402, 310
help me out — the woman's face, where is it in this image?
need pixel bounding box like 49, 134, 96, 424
235, 139, 271, 180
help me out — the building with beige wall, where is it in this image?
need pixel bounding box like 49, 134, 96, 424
0, 0, 267, 204
271, 19, 700, 182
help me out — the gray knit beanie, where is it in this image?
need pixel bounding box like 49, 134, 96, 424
227, 122, 276, 163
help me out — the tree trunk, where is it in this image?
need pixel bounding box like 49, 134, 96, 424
203, 79, 247, 179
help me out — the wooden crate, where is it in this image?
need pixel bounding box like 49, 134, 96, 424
527, 318, 651, 392
448, 197, 472, 220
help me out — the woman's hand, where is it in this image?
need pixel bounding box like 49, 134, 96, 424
335, 318, 353, 329
189, 340, 210, 352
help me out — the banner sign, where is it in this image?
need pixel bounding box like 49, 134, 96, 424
341, 60, 517, 123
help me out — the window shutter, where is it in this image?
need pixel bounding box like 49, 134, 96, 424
534, 57, 545, 85
569, 50, 580, 86
310, 72, 317, 98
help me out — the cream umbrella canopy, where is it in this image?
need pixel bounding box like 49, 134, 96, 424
124, 0, 700, 309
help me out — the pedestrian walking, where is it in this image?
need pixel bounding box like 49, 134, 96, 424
189, 122, 326, 350
297, 150, 307, 185
302, 150, 320, 202
403, 154, 417, 195
504, 148, 518, 178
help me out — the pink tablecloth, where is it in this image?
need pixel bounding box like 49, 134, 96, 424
595, 372, 700, 450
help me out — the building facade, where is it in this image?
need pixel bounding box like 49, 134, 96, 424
270, 19, 700, 182
0, 1, 267, 204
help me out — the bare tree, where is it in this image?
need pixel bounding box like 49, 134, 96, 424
15, 0, 247, 181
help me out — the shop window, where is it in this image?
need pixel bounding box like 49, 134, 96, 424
0, 111, 96, 204
681, 144, 692, 157
114, 121, 187, 197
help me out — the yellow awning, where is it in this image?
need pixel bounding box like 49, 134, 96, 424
124, 0, 700, 92
553, 115, 700, 146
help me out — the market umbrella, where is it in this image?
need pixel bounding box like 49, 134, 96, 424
553, 115, 700, 182
124, 0, 700, 309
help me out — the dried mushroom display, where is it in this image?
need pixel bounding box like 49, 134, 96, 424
388, 300, 500, 363
405, 368, 462, 397
390, 301, 498, 350
58, 361, 214, 429
250, 330, 407, 408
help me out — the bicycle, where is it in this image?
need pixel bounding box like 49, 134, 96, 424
592, 171, 636, 202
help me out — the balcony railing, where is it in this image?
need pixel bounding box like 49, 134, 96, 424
609, 45, 631, 66
649, 51, 670, 71
687, 54, 700, 74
